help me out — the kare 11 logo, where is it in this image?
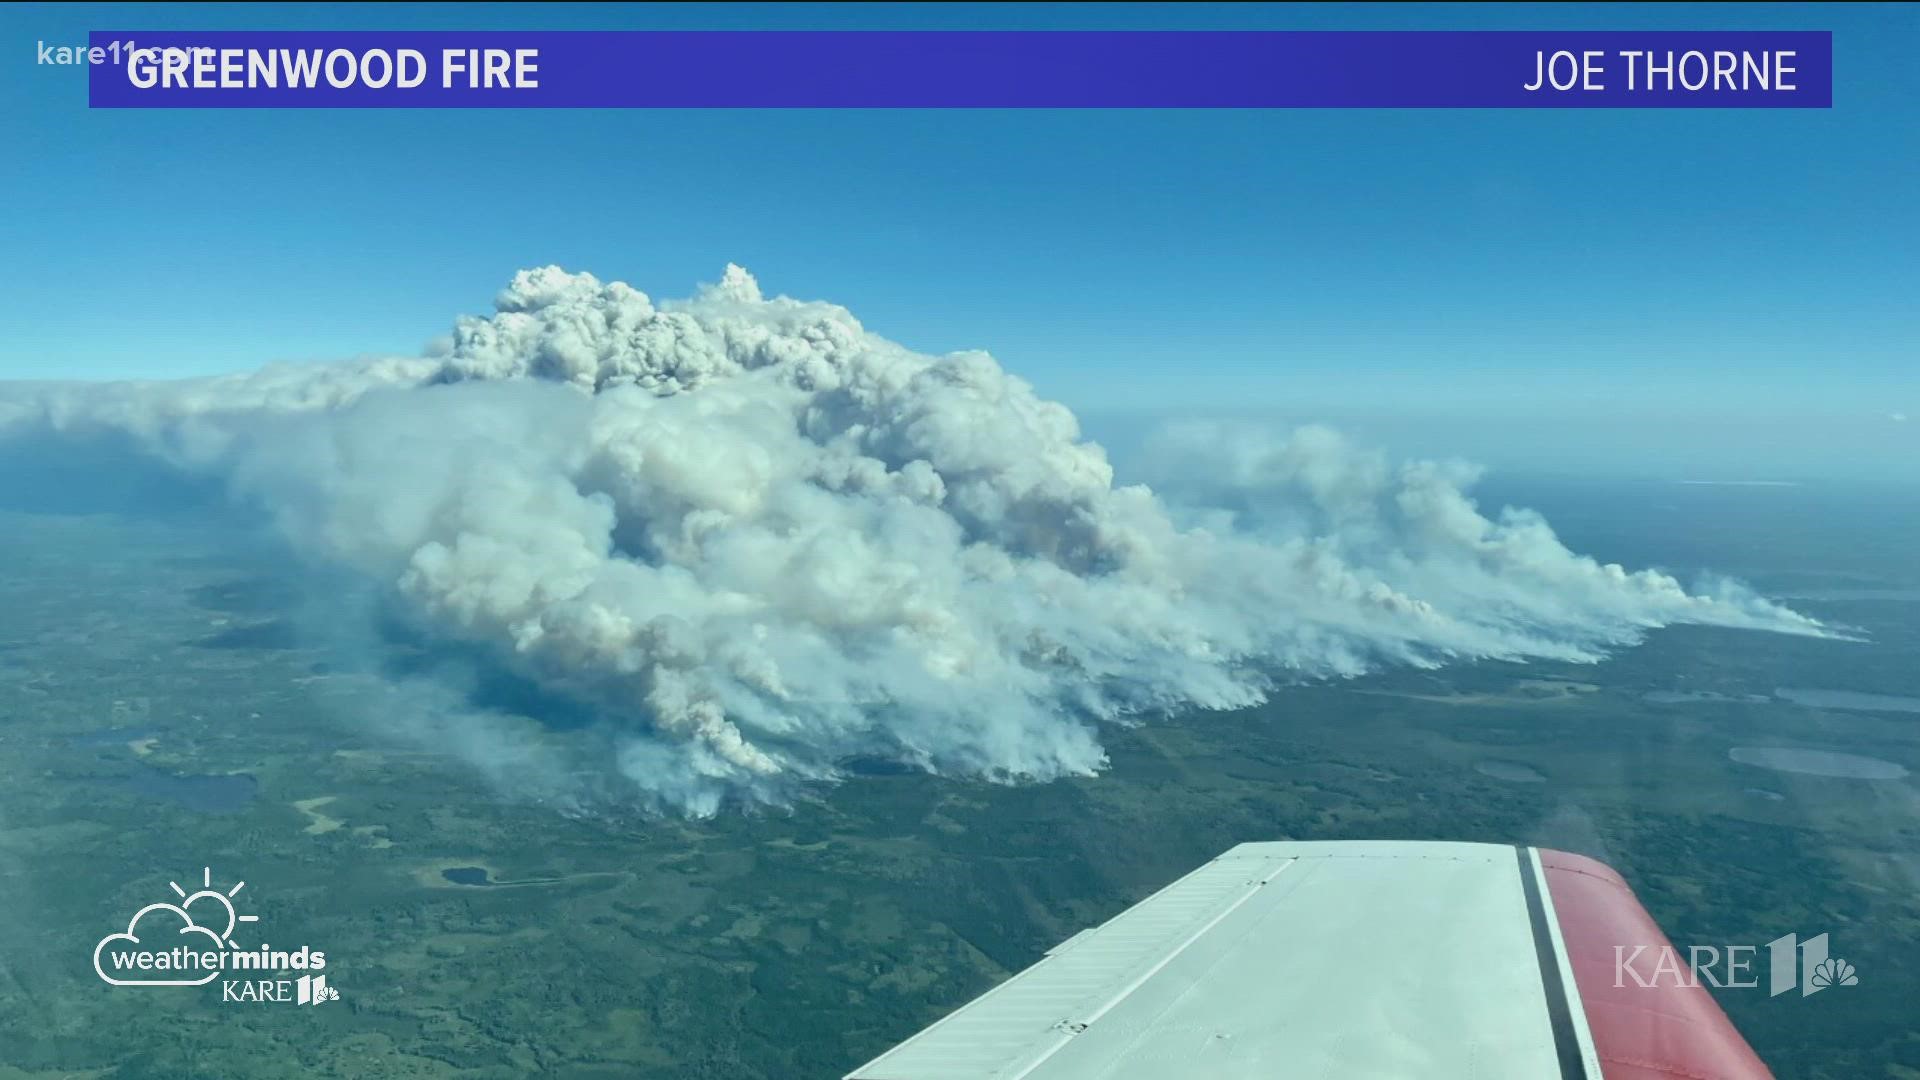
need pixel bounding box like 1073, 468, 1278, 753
1614, 932, 1859, 998
92, 866, 340, 1005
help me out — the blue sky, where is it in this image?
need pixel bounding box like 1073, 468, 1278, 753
1, 3, 1913, 477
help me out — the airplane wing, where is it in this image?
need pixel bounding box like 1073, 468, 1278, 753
846, 840, 1770, 1080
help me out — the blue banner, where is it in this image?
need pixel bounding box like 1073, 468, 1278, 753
85, 30, 1832, 109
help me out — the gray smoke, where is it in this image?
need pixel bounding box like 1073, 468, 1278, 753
0, 266, 1829, 813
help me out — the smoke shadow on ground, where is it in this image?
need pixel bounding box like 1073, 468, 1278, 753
372, 610, 602, 734
172, 559, 610, 738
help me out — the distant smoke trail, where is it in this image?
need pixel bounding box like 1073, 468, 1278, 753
0, 266, 1829, 813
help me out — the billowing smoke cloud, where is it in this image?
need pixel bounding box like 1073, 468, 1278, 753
0, 267, 1828, 813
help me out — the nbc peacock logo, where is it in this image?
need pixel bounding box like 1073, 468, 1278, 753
1769, 933, 1858, 997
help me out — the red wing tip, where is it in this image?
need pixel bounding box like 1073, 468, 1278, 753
1536, 846, 1632, 889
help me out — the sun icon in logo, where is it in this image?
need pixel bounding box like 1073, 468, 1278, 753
168, 866, 260, 946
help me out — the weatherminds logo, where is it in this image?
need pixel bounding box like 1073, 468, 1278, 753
1613, 932, 1858, 998
92, 866, 339, 1005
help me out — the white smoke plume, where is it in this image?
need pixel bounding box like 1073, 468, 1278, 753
0, 266, 1829, 813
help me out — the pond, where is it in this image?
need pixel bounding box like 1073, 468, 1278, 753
1774, 688, 1920, 714
1473, 760, 1547, 783
115, 769, 257, 813
1728, 747, 1908, 780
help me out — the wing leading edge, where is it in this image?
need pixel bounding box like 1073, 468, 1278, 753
847, 840, 1770, 1080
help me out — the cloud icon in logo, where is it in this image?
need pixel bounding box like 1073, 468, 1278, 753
93, 903, 228, 987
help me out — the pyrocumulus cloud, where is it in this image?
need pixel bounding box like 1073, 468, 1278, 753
0, 266, 1829, 813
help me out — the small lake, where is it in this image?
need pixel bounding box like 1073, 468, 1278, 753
1729, 747, 1909, 780
67, 727, 154, 748
1474, 760, 1547, 783
442, 867, 492, 886
1643, 691, 1769, 705
120, 769, 258, 813
1774, 688, 1920, 715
